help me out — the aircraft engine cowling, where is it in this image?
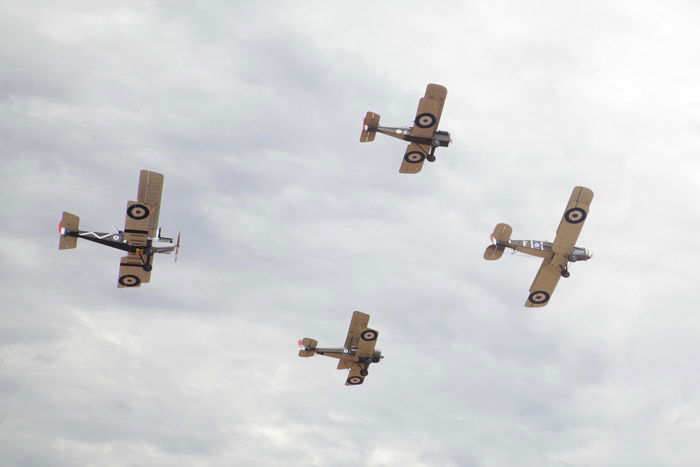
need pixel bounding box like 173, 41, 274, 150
568, 247, 592, 262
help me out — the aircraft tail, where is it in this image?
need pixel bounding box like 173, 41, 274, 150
360, 112, 380, 142
483, 223, 512, 260
298, 338, 318, 357
58, 212, 80, 250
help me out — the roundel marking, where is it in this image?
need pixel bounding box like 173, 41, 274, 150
127, 204, 150, 220
347, 376, 363, 385
528, 291, 550, 305
119, 275, 141, 287
414, 112, 437, 129
404, 151, 425, 164
564, 207, 586, 224
361, 329, 377, 341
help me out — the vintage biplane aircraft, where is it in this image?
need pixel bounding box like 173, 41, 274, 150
483, 186, 594, 307
58, 170, 179, 288
298, 311, 382, 386
360, 83, 450, 174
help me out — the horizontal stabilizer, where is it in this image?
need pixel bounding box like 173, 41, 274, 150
483, 244, 506, 260
360, 111, 380, 142
58, 212, 80, 250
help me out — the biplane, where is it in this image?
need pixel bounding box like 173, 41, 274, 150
360, 83, 450, 174
298, 311, 382, 386
58, 170, 179, 288
483, 186, 594, 307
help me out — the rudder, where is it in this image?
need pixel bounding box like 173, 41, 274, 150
58, 212, 80, 250
298, 338, 318, 357
491, 223, 512, 243
360, 111, 380, 142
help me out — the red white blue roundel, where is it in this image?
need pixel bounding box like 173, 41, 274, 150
404, 151, 425, 164
564, 207, 586, 224
528, 291, 550, 304
347, 376, 363, 385
119, 275, 141, 287
415, 112, 437, 128
127, 204, 150, 220
361, 329, 377, 341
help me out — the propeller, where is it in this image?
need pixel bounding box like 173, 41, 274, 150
174, 232, 181, 262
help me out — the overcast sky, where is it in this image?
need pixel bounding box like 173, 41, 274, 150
2, 1, 700, 466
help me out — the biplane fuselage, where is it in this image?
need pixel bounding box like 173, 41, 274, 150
496, 239, 592, 263
59, 228, 176, 257
372, 126, 452, 148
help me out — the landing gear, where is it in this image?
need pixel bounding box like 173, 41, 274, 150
560, 268, 570, 278
143, 265, 153, 272
360, 369, 369, 377
426, 153, 436, 162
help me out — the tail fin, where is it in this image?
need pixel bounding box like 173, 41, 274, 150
298, 338, 318, 357
483, 223, 511, 260
58, 212, 80, 250
360, 111, 380, 142
491, 223, 512, 243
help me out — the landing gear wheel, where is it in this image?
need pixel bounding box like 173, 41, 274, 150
564, 207, 586, 224
347, 376, 363, 385
560, 269, 570, 278
143, 265, 153, 272
361, 329, 378, 341
426, 153, 436, 162
127, 204, 150, 220
360, 369, 369, 377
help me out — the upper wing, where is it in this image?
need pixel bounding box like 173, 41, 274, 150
410, 83, 447, 139
117, 254, 152, 288
551, 186, 594, 255
399, 142, 429, 174
525, 256, 567, 307
343, 311, 370, 349
135, 170, 164, 237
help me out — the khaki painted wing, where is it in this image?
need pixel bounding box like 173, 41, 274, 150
551, 186, 594, 255
117, 254, 152, 288
399, 143, 429, 174
123, 200, 157, 242
355, 328, 378, 359
136, 170, 164, 237
345, 366, 365, 386
411, 83, 447, 139
343, 311, 370, 349
525, 255, 568, 307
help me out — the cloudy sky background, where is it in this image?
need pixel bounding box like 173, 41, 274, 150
2, 1, 700, 465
